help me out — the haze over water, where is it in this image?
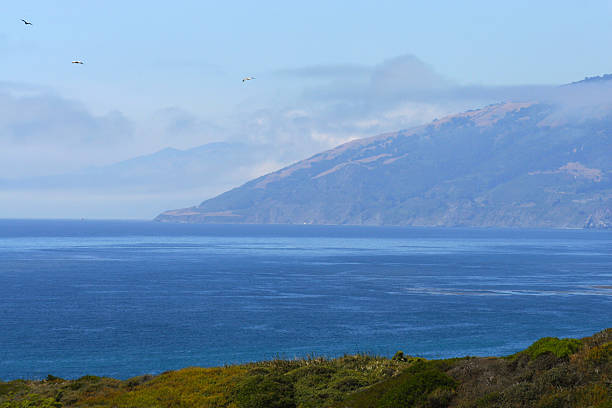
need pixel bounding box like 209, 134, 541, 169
0, 219, 610, 380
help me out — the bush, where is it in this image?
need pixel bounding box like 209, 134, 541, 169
523, 337, 582, 360
67, 375, 105, 391
331, 376, 367, 393
392, 351, 406, 361
537, 365, 579, 388
377, 361, 456, 408
234, 375, 296, 408
124, 374, 153, 389
45, 375, 63, 383
475, 392, 503, 407
426, 386, 456, 408
536, 391, 571, 408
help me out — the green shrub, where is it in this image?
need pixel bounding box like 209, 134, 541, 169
475, 392, 503, 407
124, 374, 153, 390
537, 365, 579, 388
0, 381, 28, 398
503, 382, 540, 405
523, 337, 582, 360
392, 351, 406, 361
536, 391, 571, 408
377, 361, 457, 408
234, 375, 296, 408
331, 376, 367, 393
426, 386, 456, 408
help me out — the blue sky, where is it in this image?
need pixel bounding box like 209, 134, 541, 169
4, 1, 612, 115
1, 0, 612, 217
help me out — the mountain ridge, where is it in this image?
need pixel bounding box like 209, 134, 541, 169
157, 97, 612, 228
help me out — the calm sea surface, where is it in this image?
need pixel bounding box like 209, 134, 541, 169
0, 219, 610, 380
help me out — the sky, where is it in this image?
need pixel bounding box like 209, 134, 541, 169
1, 0, 612, 218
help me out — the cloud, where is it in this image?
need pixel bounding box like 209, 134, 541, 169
294, 54, 557, 108
370, 54, 450, 95
230, 55, 477, 154
0, 83, 132, 146
232, 54, 612, 163
0, 82, 135, 177
145, 107, 224, 148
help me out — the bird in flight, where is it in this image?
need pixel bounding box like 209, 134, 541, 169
21, 19, 32, 25
242, 77, 255, 82
72, 60, 84, 64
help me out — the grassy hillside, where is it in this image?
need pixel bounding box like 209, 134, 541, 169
1, 329, 610, 407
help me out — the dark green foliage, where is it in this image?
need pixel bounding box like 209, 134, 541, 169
333, 361, 457, 408
425, 386, 455, 407
124, 374, 153, 390
68, 375, 102, 391
0, 382, 28, 398
331, 376, 367, 392
392, 351, 406, 361
475, 392, 503, 407
376, 361, 456, 408
501, 382, 540, 405
536, 364, 580, 388
44, 376, 63, 383
234, 375, 295, 408
536, 391, 573, 408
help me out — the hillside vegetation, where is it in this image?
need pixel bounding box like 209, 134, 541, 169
1, 329, 610, 407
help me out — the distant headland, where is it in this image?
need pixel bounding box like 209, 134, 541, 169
157, 91, 612, 229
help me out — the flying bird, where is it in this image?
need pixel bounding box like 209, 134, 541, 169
20, 19, 32, 25
242, 77, 255, 82
72, 60, 84, 64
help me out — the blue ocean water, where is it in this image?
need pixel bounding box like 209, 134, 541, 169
0, 219, 610, 380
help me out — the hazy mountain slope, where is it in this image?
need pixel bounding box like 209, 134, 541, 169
1, 141, 291, 218
2, 142, 274, 193
157, 99, 612, 228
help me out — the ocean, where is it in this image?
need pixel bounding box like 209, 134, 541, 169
0, 219, 610, 380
